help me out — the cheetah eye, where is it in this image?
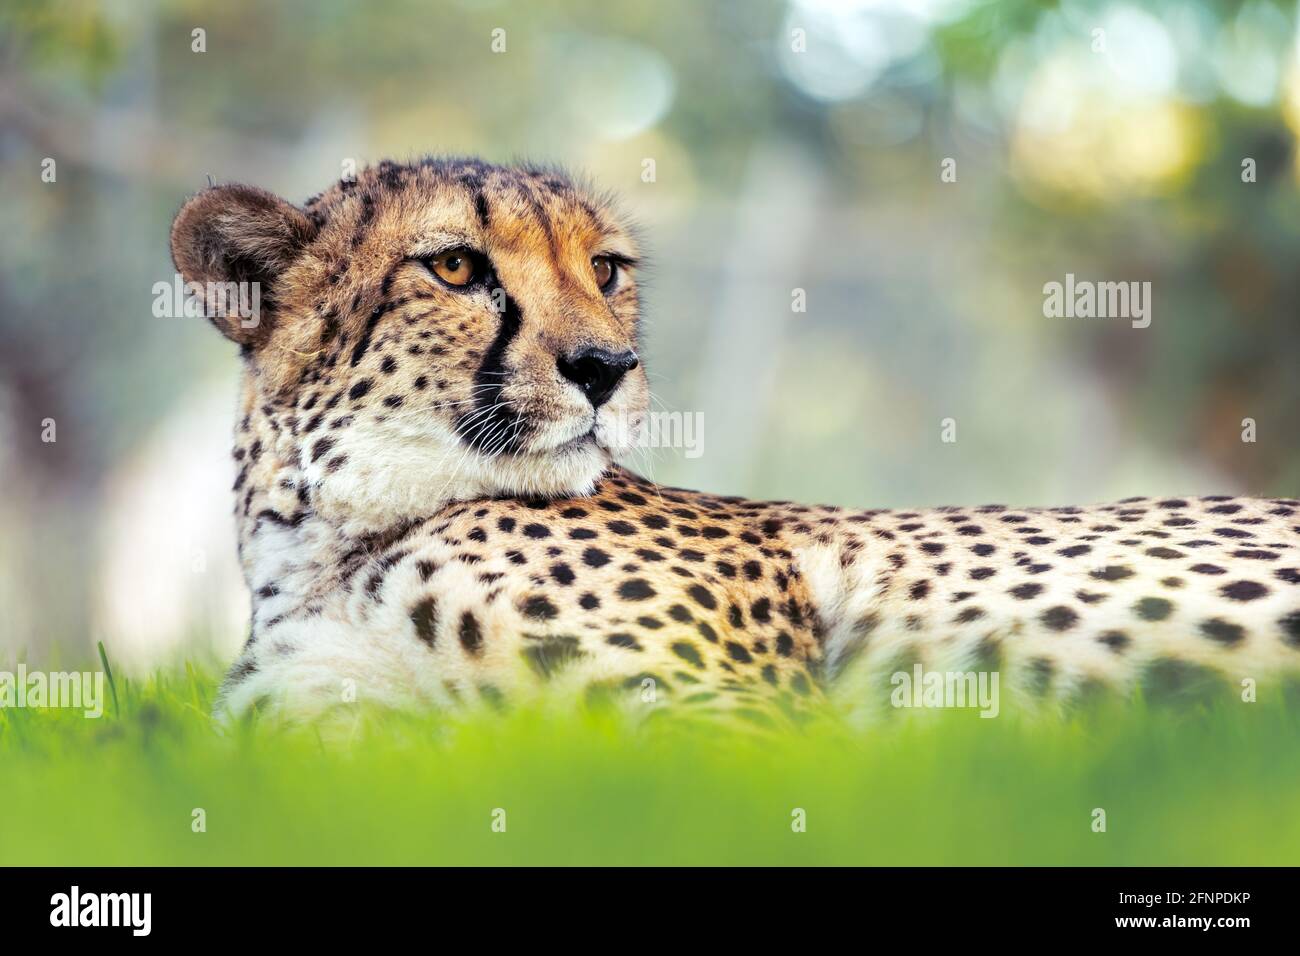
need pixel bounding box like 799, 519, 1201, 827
592, 255, 616, 291
428, 248, 477, 287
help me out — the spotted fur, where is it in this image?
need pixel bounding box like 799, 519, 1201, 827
170, 158, 1300, 726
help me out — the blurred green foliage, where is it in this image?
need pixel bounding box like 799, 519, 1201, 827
3, 665, 1300, 864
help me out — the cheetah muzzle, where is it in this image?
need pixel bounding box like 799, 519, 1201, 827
170, 157, 1300, 727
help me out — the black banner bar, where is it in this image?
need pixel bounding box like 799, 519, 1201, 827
0, 867, 1281, 941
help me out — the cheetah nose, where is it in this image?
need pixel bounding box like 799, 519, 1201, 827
557, 347, 638, 409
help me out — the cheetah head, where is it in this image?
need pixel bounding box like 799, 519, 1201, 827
171, 158, 649, 532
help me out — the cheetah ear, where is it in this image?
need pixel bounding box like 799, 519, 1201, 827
170, 184, 318, 347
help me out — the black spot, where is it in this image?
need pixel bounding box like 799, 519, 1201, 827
1280, 611, 1300, 648
522, 635, 584, 679
618, 578, 656, 601
1221, 580, 1268, 602
1041, 605, 1079, 632
348, 379, 372, 400
726, 641, 753, 664
1009, 582, 1043, 600
1133, 597, 1173, 621
1199, 618, 1244, 646
550, 563, 576, 586
955, 607, 985, 623
579, 592, 600, 611
1191, 563, 1226, 575
671, 642, 704, 669
685, 584, 717, 610
775, 632, 794, 657
1090, 565, 1133, 582
410, 597, 438, 648
750, 597, 772, 624
459, 611, 483, 654
1142, 659, 1226, 701
969, 567, 996, 580
909, 580, 930, 599
1214, 527, 1253, 539
581, 547, 610, 568
668, 604, 692, 623
607, 520, 637, 535
1145, 547, 1185, 559
607, 633, 642, 650
521, 595, 559, 620
1098, 630, 1129, 652
522, 523, 550, 539
1276, 568, 1300, 585
310, 437, 336, 463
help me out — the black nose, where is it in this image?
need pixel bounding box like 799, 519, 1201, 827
557, 347, 638, 408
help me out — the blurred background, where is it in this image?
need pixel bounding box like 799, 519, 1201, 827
1, 0, 1297, 672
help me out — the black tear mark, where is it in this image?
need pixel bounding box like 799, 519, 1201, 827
458, 284, 524, 453
350, 304, 385, 367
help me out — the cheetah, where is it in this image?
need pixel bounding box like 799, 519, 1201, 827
169, 157, 1300, 727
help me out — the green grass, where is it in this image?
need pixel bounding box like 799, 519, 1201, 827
3, 659, 1300, 865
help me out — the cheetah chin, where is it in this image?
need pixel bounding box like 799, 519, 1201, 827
169, 157, 1300, 728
